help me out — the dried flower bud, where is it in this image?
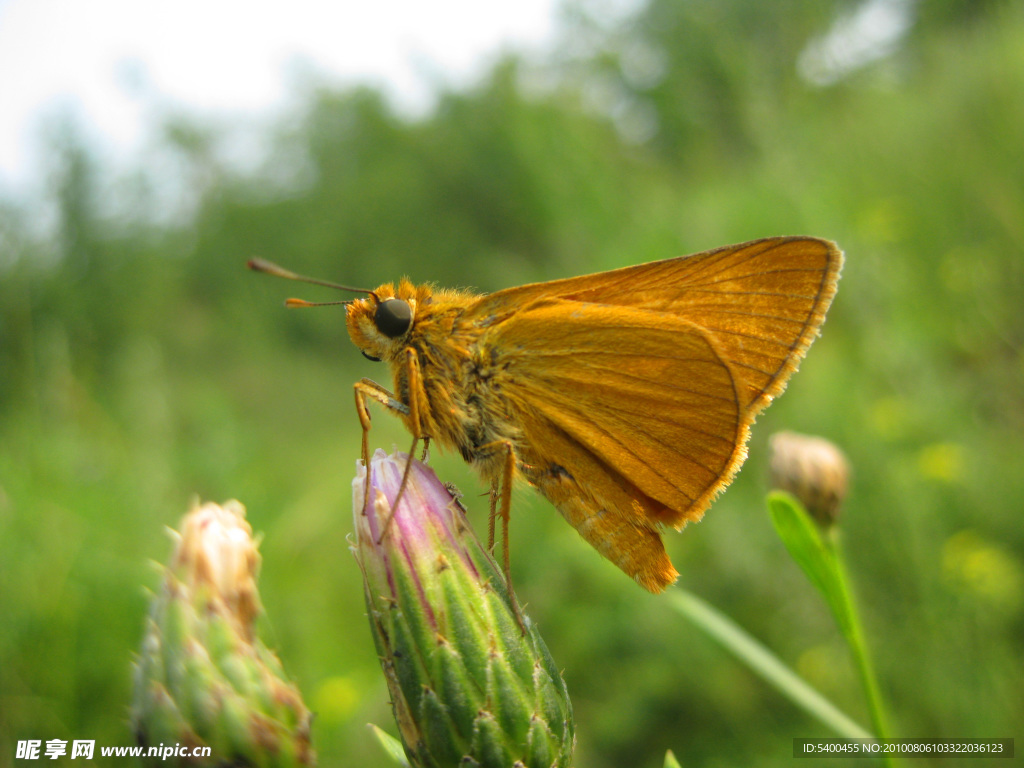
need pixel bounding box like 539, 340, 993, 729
132, 500, 314, 766
769, 432, 850, 527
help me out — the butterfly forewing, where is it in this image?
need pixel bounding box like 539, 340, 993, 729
458, 236, 842, 590
653, 238, 842, 412
486, 300, 745, 590
468, 237, 842, 414
489, 300, 743, 524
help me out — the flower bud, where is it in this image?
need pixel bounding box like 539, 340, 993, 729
132, 500, 314, 766
769, 431, 851, 527
353, 449, 575, 768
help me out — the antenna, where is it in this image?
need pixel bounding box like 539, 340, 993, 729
247, 258, 378, 302
284, 298, 352, 309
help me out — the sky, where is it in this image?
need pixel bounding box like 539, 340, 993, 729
0, 0, 910, 209
0, 0, 561, 198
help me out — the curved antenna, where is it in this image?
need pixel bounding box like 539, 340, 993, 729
247, 258, 378, 301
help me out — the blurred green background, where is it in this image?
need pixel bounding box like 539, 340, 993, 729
2, 1, 1022, 766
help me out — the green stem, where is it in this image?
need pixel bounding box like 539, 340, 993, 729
668, 588, 871, 740
824, 530, 894, 763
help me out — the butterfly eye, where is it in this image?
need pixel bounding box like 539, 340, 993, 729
374, 298, 412, 338
361, 350, 381, 362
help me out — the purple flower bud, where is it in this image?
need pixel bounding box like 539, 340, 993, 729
352, 449, 574, 768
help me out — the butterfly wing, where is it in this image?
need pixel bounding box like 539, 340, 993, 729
486, 299, 745, 591
465, 237, 841, 590
468, 236, 843, 415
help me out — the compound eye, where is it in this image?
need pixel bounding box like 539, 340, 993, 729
374, 298, 412, 338
361, 350, 381, 362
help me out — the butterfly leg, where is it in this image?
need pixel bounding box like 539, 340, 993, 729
496, 441, 523, 632
475, 441, 524, 631
360, 348, 427, 542
487, 482, 499, 551
500, 443, 514, 579
385, 348, 428, 538
353, 378, 410, 522
475, 440, 516, 585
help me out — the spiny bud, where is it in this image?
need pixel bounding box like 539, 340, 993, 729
132, 500, 314, 766
352, 450, 575, 768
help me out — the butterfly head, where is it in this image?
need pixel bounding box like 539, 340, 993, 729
246, 259, 428, 364
346, 279, 427, 363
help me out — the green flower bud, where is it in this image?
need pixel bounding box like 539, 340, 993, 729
132, 500, 314, 766
353, 450, 575, 768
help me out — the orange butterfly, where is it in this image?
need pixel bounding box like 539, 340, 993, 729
251, 236, 842, 591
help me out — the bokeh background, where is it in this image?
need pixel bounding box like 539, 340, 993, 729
2, 1, 1022, 766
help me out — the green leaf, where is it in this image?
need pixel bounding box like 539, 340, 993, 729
664, 748, 682, 768
369, 724, 411, 767
767, 493, 893, 748
767, 491, 849, 634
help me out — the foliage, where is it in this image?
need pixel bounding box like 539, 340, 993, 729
2, 2, 1022, 766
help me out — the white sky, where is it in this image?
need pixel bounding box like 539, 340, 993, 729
0, 0, 910, 208
0, 0, 560, 197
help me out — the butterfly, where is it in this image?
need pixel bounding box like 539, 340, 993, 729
251, 236, 842, 591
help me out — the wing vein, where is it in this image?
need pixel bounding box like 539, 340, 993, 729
536, 398, 726, 498
575, 361, 738, 402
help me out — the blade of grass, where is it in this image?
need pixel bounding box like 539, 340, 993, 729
767, 491, 894, 765
668, 588, 871, 739
824, 528, 893, 743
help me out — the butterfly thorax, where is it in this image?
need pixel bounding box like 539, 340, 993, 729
346, 279, 523, 482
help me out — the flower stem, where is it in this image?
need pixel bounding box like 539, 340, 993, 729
824, 529, 895, 763
668, 588, 871, 739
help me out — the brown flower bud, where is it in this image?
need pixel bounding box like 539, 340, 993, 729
769, 432, 850, 527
